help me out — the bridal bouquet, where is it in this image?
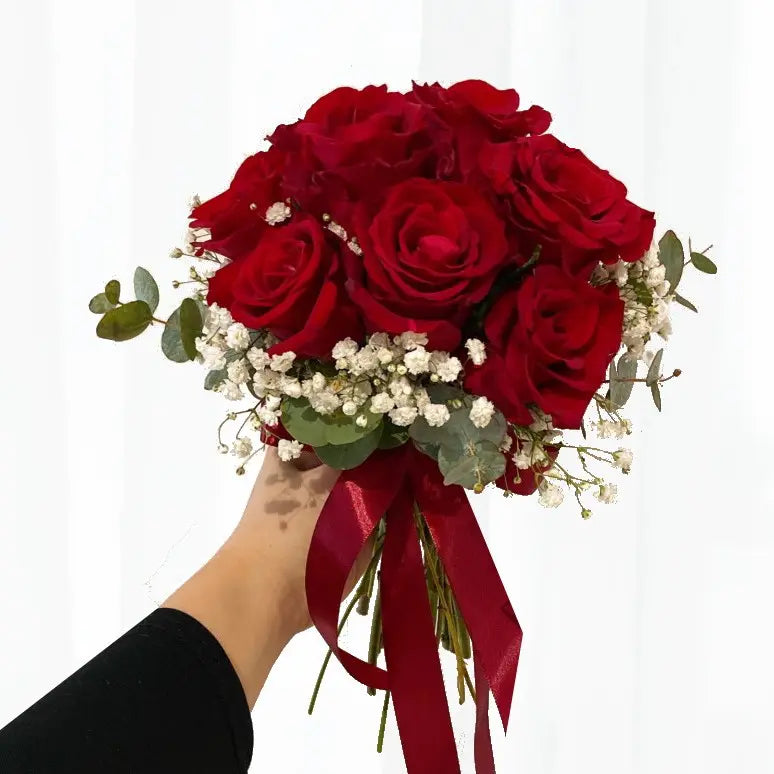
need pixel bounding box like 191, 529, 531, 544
89, 80, 715, 773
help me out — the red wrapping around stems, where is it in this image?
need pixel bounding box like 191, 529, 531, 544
305, 445, 523, 773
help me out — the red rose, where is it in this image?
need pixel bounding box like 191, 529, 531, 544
478, 135, 655, 275
494, 437, 559, 495
189, 148, 284, 260
207, 216, 361, 357
269, 85, 448, 223
466, 265, 623, 428
346, 179, 509, 350
411, 80, 551, 178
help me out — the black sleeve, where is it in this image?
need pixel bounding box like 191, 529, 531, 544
0, 607, 254, 774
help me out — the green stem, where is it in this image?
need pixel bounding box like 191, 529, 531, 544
366, 576, 383, 696
414, 507, 476, 703
376, 691, 391, 753
308, 540, 384, 715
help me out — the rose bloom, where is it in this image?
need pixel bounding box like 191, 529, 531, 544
346, 178, 509, 350
478, 135, 655, 275
207, 215, 360, 357
269, 85, 449, 223
411, 80, 552, 178
189, 148, 285, 260
466, 265, 624, 429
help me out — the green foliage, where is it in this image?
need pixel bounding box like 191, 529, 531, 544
609, 354, 637, 408
282, 397, 382, 447
674, 292, 698, 313
104, 280, 121, 305
378, 421, 409, 449
658, 230, 684, 292
96, 300, 152, 342
179, 298, 203, 360
438, 439, 506, 489
88, 293, 115, 314
161, 307, 190, 362
204, 369, 227, 390
646, 348, 664, 387
690, 252, 718, 274
650, 382, 662, 411
409, 387, 507, 490
314, 430, 381, 470
133, 266, 160, 313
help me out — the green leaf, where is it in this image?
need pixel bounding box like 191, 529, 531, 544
133, 266, 160, 313
646, 348, 664, 387
161, 308, 190, 362
96, 300, 152, 342
674, 292, 698, 313
378, 420, 409, 450
204, 369, 227, 390
314, 431, 381, 470
610, 354, 637, 408
88, 293, 115, 314
322, 405, 382, 445
439, 441, 506, 489
413, 439, 440, 461
104, 280, 121, 305
690, 252, 718, 274
650, 382, 662, 411
281, 398, 330, 447
179, 298, 203, 360
658, 230, 684, 292
426, 383, 465, 405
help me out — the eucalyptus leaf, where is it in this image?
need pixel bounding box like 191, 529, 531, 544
426, 383, 466, 405
658, 230, 684, 292
204, 369, 227, 390
104, 280, 121, 305
179, 298, 203, 360
650, 382, 662, 411
323, 405, 382, 445
314, 430, 381, 470
646, 348, 664, 387
96, 300, 152, 342
610, 354, 637, 408
690, 252, 718, 274
281, 398, 330, 447
438, 440, 505, 490
161, 308, 190, 363
378, 421, 409, 450
88, 293, 115, 314
133, 266, 160, 313
413, 439, 441, 461
674, 292, 698, 313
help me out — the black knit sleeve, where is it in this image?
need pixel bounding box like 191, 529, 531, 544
0, 608, 254, 773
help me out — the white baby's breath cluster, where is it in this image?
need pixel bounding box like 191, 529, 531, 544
595, 243, 673, 361
193, 305, 495, 471
501, 407, 634, 518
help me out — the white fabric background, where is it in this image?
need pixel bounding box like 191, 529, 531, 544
2, 1, 773, 771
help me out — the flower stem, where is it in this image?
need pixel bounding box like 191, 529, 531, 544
307, 533, 384, 715
376, 691, 391, 753
413, 506, 476, 703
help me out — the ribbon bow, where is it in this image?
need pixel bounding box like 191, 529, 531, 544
305, 445, 523, 773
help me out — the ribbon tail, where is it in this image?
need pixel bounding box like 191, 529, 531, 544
305, 448, 409, 691
474, 651, 496, 774
380, 488, 461, 774
411, 453, 523, 731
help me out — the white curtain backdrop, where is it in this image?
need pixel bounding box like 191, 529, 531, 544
2, 1, 773, 771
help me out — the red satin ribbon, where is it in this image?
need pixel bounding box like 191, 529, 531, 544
305, 445, 522, 773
